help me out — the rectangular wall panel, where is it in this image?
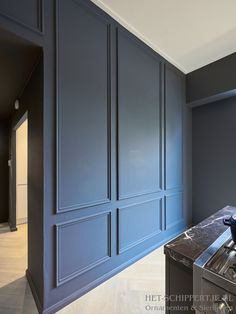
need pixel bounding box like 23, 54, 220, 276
117, 199, 162, 254
165, 65, 183, 190
165, 192, 183, 230
117, 30, 162, 200
56, 211, 111, 286
57, 0, 111, 212
0, 0, 43, 32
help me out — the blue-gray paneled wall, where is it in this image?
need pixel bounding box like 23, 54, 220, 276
192, 96, 236, 224
0, 0, 190, 312
46, 0, 187, 312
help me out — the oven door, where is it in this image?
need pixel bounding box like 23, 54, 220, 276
200, 278, 236, 313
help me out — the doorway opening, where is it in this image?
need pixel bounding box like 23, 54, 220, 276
0, 27, 43, 313
15, 114, 28, 227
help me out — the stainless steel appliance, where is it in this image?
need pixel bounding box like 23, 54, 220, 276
193, 228, 236, 313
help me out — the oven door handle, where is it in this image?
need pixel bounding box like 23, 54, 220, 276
214, 296, 233, 313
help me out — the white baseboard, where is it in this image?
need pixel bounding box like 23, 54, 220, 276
17, 218, 28, 225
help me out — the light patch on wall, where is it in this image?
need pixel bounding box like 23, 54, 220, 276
16, 119, 28, 225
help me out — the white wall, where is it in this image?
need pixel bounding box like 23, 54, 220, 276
16, 119, 28, 225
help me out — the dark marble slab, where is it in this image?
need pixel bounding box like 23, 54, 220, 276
164, 206, 236, 269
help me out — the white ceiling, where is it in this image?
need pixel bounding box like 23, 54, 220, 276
91, 0, 236, 73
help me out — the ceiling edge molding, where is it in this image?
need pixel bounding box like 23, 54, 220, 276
91, 0, 188, 74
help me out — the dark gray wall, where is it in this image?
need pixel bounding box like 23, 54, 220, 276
186, 53, 236, 107
192, 96, 236, 224
0, 119, 9, 223
0, 28, 40, 118
183, 100, 192, 225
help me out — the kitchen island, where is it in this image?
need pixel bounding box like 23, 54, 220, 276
164, 206, 236, 313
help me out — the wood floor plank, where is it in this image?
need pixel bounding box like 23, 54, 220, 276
0, 224, 38, 314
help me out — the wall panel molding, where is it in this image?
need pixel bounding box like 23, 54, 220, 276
0, 0, 44, 34
56, 211, 111, 286
164, 63, 184, 191
116, 28, 163, 201
164, 191, 183, 230
117, 198, 162, 254
56, 0, 112, 213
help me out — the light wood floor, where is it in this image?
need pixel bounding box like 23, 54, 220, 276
0, 224, 37, 314
58, 247, 165, 314
0, 224, 165, 314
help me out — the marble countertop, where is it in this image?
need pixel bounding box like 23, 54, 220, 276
164, 206, 236, 269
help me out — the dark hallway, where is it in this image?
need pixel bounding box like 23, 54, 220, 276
0, 27, 43, 314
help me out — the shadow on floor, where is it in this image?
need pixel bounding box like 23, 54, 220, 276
0, 225, 10, 234
0, 276, 38, 314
